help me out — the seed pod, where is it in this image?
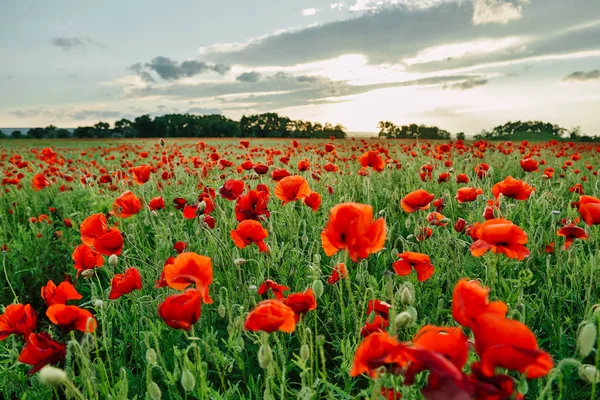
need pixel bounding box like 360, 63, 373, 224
39, 366, 67, 386
300, 344, 310, 363
258, 344, 272, 369
148, 382, 162, 400
181, 369, 196, 392
578, 322, 597, 358
218, 304, 226, 318
146, 349, 157, 365
312, 280, 324, 299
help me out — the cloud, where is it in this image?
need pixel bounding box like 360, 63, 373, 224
472, 0, 526, 25
448, 77, 488, 90
236, 71, 262, 82
128, 63, 156, 83
128, 57, 230, 82
9, 108, 135, 122
51, 37, 102, 50
302, 8, 318, 16
563, 70, 600, 82
330, 2, 346, 10
186, 107, 222, 115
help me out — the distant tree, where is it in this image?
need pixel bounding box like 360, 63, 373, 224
55, 129, 70, 139
114, 119, 133, 138
11, 130, 22, 139
73, 126, 95, 138
28, 128, 46, 139
133, 115, 155, 138
456, 132, 465, 141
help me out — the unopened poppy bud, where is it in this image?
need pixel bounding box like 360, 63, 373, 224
94, 299, 104, 308
151, 210, 158, 217
159, 138, 165, 147
218, 304, 226, 318
181, 369, 195, 392
235, 336, 245, 351
394, 311, 413, 329
248, 284, 257, 294
316, 335, 325, 347
234, 258, 246, 266
578, 322, 597, 358
300, 344, 310, 362
313, 254, 321, 264
312, 279, 324, 299
146, 348, 157, 365
400, 287, 414, 305
258, 344, 272, 369
81, 269, 95, 279
108, 254, 118, 266
579, 365, 600, 384
593, 305, 600, 321
39, 365, 68, 386
169, 212, 174, 217
148, 381, 161, 400
301, 235, 309, 246
404, 218, 412, 229
197, 201, 206, 214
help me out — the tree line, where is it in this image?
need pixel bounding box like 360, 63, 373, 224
377, 121, 457, 140
0, 113, 347, 140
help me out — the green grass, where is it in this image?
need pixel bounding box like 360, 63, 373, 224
0, 138, 599, 399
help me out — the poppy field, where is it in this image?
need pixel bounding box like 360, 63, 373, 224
1, 137, 600, 399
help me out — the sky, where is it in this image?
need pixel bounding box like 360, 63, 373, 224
1, 0, 600, 135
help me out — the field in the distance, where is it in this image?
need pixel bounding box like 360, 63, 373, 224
1, 137, 599, 399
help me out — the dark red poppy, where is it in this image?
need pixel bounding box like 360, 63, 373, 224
93, 228, 124, 256
520, 158, 539, 172
282, 289, 317, 321
108, 268, 142, 300
18, 332, 66, 374
361, 315, 389, 338
454, 218, 466, 233
148, 196, 166, 210
158, 289, 202, 330
327, 263, 348, 284
257, 279, 290, 300
173, 241, 187, 254
350, 332, 408, 377
235, 190, 270, 222
219, 179, 245, 200
0, 304, 37, 341
230, 220, 269, 252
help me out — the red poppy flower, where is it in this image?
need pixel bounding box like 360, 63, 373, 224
244, 299, 296, 333
456, 174, 470, 184
108, 268, 142, 300
274, 176, 311, 204
230, 220, 269, 253
321, 203, 386, 262
163, 252, 213, 303
282, 289, 317, 321
578, 195, 600, 226
327, 263, 348, 284
455, 187, 484, 203
569, 183, 584, 194
361, 315, 389, 337
80, 213, 109, 246
381, 388, 402, 400
433, 197, 445, 212
492, 176, 534, 200
219, 179, 245, 200
401, 189, 435, 213
253, 163, 269, 174
471, 313, 553, 378
72, 244, 104, 277
350, 332, 408, 377
452, 279, 507, 329
367, 299, 392, 320
148, 196, 166, 210
112, 190, 142, 218
18, 332, 66, 375
454, 218, 466, 233
0, 304, 37, 341
520, 158, 539, 172
257, 279, 290, 300
31, 173, 51, 191
173, 241, 187, 254
437, 172, 451, 183
557, 224, 587, 250
46, 305, 97, 333
297, 159, 310, 171
470, 218, 530, 260
271, 168, 291, 181
40, 280, 82, 306
131, 165, 152, 184
235, 190, 270, 222
93, 228, 124, 256
469, 361, 523, 400
392, 252, 435, 282
411, 325, 469, 370
427, 212, 447, 226
303, 191, 322, 211
359, 151, 385, 172
416, 226, 433, 241
158, 289, 202, 330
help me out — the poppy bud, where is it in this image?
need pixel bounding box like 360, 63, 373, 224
313, 254, 321, 264
316, 335, 325, 347
218, 304, 226, 318
39, 365, 68, 386
593, 305, 600, 321
301, 235, 309, 246
300, 344, 310, 362
235, 336, 245, 351
394, 311, 413, 330
578, 322, 597, 358
146, 348, 157, 365
579, 365, 600, 384
234, 258, 246, 266
454, 218, 466, 232
400, 287, 414, 306
258, 344, 272, 369
482, 205, 495, 220
181, 369, 196, 392
197, 201, 207, 214
248, 285, 258, 294
148, 382, 161, 400
312, 280, 324, 299
81, 269, 95, 279
159, 138, 165, 147
94, 299, 104, 308
108, 254, 118, 266
151, 210, 158, 217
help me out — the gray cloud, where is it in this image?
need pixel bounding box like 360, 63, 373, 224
563, 70, 600, 82
10, 108, 134, 122
129, 57, 230, 82
236, 71, 262, 82
187, 107, 222, 115
128, 63, 155, 83
448, 77, 488, 90
51, 37, 102, 50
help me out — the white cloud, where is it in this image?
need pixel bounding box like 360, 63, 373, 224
330, 2, 346, 10
472, 0, 527, 25
348, 0, 453, 12
302, 8, 318, 16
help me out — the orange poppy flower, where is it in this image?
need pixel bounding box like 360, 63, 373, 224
471, 313, 553, 378
163, 252, 213, 304
557, 224, 587, 250
0, 304, 37, 341
18, 332, 66, 375
361, 315, 389, 338
80, 213, 109, 246
426, 212, 447, 226
93, 227, 124, 256
72, 244, 104, 276
112, 190, 142, 218
455, 187, 484, 203
244, 299, 296, 333
46, 304, 97, 333
327, 263, 348, 284
411, 325, 469, 370
282, 289, 317, 321
470, 218, 530, 260
520, 158, 539, 172
31, 173, 51, 191
131, 165, 152, 184
321, 202, 386, 262
350, 332, 408, 377
230, 220, 269, 253
40, 280, 82, 306
257, 279, 290, 300
148, 196, 166, 210
392, 252, 435, 282
452, 279, 507, 329
158, 289, 202, 330
303, 191, 322, 212
108, 268, 142, 300
367, 299, 392, 320
579, 195, 600, 226
274, 175, 311, 204
358, 151, 385, 172
173, 241, 187, 254
491, 176, 534, 200
401, 189, 435, 213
